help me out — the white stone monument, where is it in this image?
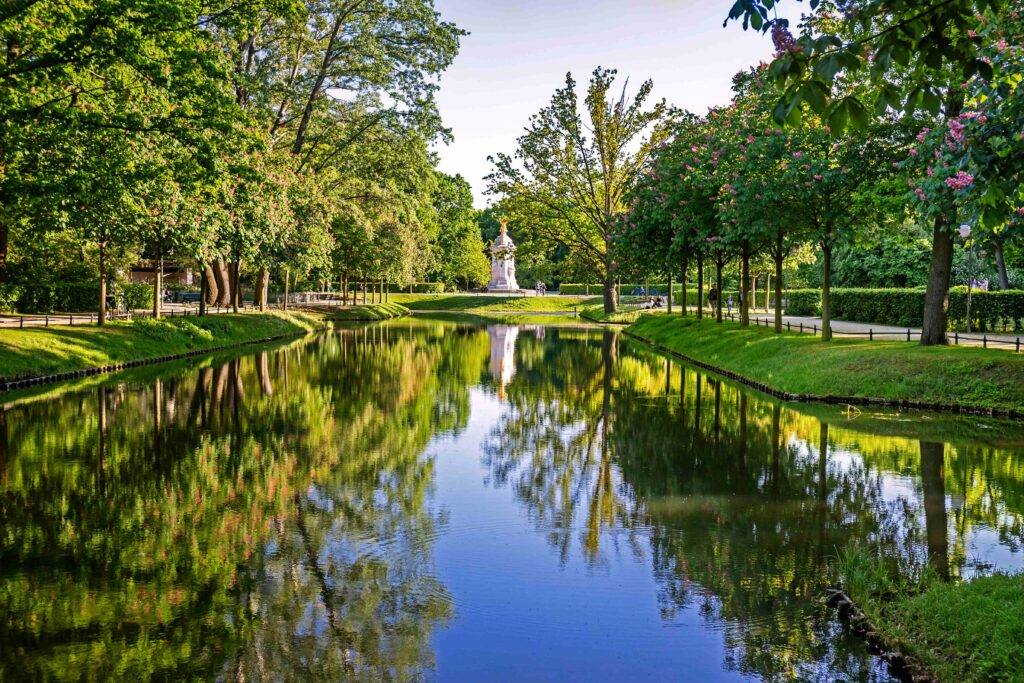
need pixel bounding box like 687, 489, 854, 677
487, 219, 519, 292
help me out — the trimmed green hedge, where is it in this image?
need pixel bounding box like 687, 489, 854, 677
10, 281, 154, 313
387, 282, 446, 293
785, 289, 821, 316
773, 287, 1024, 331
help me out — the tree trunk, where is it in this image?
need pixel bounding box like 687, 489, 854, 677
256, 267, 269, 310
230, 260, 241, 312
751, 273, 757, 314
198, 261, 208, 316
680, 254, 688, 317
153, 256, 163, 319
740, 240, 751, 326
995, 241, 1010, 290
213, 258, 231, 307
920, 220, 954, 345
821, 241, 833, 341
202, 261, 218, 307
603, 270, 616, 315
283, 267, 290, 311
774, 248, 784, 333
715, 258, 724, 323
667, 272, 673, 314
696, 253, 704, 319
98, 242, 107, 326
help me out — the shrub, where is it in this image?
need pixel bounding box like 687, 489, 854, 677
785, 289, 822, 316
0, 284, 21, 312
12, 281, 153, 313
121, 283, 155, 310
388, 282, 446, 293
827, 287, 1024, 332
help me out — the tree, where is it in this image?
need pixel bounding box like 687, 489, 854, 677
726, 0, 1014, 344
488, 68, 670, 313
430, 173, 490, 289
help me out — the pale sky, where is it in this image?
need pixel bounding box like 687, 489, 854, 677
431, 0, 801, 206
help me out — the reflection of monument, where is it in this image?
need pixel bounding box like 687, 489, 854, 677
488, 325, 519, 398
487, 219, 519, 292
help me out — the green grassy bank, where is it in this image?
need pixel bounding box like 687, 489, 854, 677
327, 302, 409, 321
626, 315, 1024, 414
837, 552, 1024, 681
0, 311, 328, 382
389, 293, 599, 312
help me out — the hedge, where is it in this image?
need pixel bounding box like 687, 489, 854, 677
772, 287, 1024, 332
560, 283, 675, 296
387, 282, 446, 293
784, 289, 821, 316
9, 281, 153, 313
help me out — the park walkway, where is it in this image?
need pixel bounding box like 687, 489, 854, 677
739, 307, 1021, 351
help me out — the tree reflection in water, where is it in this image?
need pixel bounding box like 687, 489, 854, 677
0, 323, 492, 680
2, 320, 1024, 681
481, 328, 1024, 680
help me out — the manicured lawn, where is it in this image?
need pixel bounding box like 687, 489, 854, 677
837, 551, 1024, 681
0, 311, 326, 381
328, 302, 409, 320
388, 293, 600, 312
627, 314, 1024, 413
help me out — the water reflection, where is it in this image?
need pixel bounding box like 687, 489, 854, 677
1, 320, 1023, 680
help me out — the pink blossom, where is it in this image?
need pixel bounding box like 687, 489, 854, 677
1016, 207, 1024, 216
916, 127, 931, 143
746, 135, 756, 144
915, 188, 927, 201
945, 171, 974, 190
909, 148, 918, 157
793, 151, 803, 159
948, 119, 965, 144
998, 39, 1009, 52
927, 166, 935, 177
813, 174, 823, 181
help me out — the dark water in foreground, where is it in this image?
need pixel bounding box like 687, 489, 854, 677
2, 318, 1023, 681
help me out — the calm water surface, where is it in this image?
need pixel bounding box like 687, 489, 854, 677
2, 318, 1024, 681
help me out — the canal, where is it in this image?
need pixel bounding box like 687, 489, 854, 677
1, 318, 1022, 680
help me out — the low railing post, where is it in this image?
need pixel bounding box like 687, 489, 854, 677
813, 324, 817, 335
1017, 337, 1021, 353
869, 328, 873, 341
70, 314, 73, 325
799, 323, 803, 333
955, 330, 959, 345
45, 315, 49, 327
907, 328, 911, 342
983, 334, 988, 349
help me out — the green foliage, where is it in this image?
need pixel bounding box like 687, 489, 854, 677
429, 173, 490, 288
726, 0, 1004, 128
784, 289, 822, 316
0, 285, 21, 312
488, 67, 670, 313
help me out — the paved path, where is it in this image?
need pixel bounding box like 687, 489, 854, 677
738, 308, 1021, 351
